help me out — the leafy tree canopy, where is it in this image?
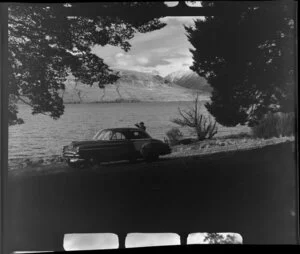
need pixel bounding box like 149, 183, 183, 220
186, 1, 295, 126
204, 233, 239, 244
8, 2, 166, 125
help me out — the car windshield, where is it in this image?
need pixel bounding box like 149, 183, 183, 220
93, 130, 112, 141
93, 130, 103, 140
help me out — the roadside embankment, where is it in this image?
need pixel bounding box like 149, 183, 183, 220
8, 136, 294, 176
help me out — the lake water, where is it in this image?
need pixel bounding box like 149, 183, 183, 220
8, 102, 250, 160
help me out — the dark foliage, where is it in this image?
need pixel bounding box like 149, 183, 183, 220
252, 112, 295, 139
185, 1, 295, 127
8, 2, 166, 125
204, 233, 239, 244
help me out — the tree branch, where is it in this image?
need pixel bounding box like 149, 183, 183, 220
17, 95, 51, 117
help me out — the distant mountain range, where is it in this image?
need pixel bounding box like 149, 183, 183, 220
61, 69, 212, 103
165, 69, 213, 93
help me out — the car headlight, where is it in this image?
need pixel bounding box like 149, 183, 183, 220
75, 146, 80, 153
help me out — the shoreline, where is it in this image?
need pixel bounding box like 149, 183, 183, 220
8, 135, 294, 176
62, 99, 210, 105
17, 99, 211, 106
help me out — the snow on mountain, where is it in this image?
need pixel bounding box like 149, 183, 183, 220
61, 69, 210, 103
165, 69, 212, 93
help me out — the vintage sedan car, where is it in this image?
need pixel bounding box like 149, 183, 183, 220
63, 127, 171, 168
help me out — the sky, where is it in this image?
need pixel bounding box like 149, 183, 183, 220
62, 232, 243, 250
91, 16, 204, 77
13, 232, 243, 252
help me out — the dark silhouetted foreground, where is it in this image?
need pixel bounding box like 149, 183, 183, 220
7, 141, 297, 251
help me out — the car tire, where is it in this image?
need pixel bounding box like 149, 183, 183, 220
67, 159, 91, 169
129, 156, 137, 164
85, 158, 97, 168
67, 160, 81, 169
95, 159, 103, 168
141, 143, 158, 162
145, 154, 159, 163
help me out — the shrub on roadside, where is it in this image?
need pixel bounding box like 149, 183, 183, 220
165, 127, 183, 146
171, 94, 218, 141
252, 112, 295, 139
204, 233, 240, 244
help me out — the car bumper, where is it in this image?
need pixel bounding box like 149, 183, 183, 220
68, 158, 86, 163
63, 154, 86, 164
63, 148, 85, 163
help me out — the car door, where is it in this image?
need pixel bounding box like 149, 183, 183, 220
109, 131, 131, 161
93, 130, 114, 162
128, 130, 152, 157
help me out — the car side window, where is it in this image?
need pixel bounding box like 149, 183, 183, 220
102, 131, 112, 141
111, 132, 126, 140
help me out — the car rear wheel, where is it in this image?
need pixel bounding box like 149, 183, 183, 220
146, 154, 159, 162
128, 155, 137, 164
141, 144, 159, 162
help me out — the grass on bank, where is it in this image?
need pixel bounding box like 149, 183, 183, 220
251, 112, 295, 139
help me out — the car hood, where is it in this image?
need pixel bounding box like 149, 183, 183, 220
70, 140, 103, 147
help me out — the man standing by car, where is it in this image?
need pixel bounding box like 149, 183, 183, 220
135, 122, 146, 131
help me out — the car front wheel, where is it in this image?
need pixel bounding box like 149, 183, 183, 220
67, 160, 81, 168
67, 159, 91, 169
